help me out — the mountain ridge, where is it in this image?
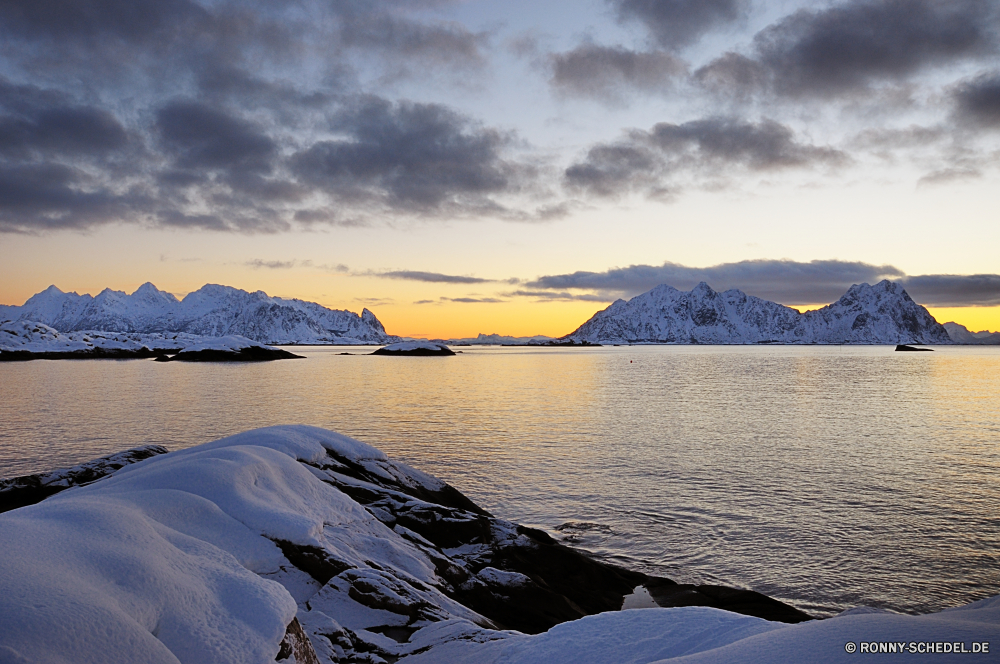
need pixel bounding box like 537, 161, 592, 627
1, 283, 397, 345
565, 280, 952, 345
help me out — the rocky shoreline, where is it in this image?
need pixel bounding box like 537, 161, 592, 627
0, 320, 303, 362
1, 427, 994, 663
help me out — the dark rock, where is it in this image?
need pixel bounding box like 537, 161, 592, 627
0, 348, 167, 362
305, 446, 814, 636
645, 580, 813, 623
0, 445, 169, 513
371, 345, 455, 356
155, 346, 304, 362
895, 344, 933, 352
276, 617, 321, 664
271, 539, 351, 585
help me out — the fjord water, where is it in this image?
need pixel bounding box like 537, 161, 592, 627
2, 346, 998, 617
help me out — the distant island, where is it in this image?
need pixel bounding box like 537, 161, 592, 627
562, 280, 954, 345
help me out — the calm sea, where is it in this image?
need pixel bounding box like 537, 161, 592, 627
1, 345, 998, 617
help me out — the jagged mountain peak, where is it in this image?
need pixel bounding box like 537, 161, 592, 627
132, 282, 177, 301
690, 281, 716, 296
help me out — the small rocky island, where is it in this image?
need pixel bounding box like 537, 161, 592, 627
154, 336, 304, 362
371, 340, 456, 356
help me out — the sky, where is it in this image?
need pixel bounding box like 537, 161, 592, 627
0, 0, 998, 338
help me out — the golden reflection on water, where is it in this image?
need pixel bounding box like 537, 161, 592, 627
1, 345, 998, 617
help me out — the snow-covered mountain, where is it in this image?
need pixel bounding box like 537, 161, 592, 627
944, 322, 1000, 345
437, 332, 556, 345
2, 283, 397, 345
566, 280, 951, 345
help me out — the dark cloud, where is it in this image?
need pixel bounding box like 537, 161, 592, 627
748, 0, 1000, 97
0, 1, 534, 234
692, 52, 768, 99
0, 163, 143, 232
375, 270, 493, 284
527, 259, 907, 304
565, 117, 846, 197
953, 71, 1000, 127
0, 0, 207, 43
900, 274, 1000, 306
442, 297, 504, 303
549, 44, 686, 99
245, 259, 312, 270
335, 8, 489, 69
156, 100, 276, 174
506, 289, 614, 302
612, 0, 748, 48
292, 96, 517, 210
0, 81, 129, 157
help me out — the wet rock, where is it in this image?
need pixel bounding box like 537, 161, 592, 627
645, 580, 814, 623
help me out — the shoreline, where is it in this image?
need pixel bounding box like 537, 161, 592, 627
1, 426, 995, 663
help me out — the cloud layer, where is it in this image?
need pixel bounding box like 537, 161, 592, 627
0, 0, 997, 234
525, 259, 999, 307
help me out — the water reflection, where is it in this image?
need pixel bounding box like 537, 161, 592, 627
1, 345, 997, 616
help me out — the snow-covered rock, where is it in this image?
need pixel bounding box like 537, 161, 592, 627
2, 425, 995, 663
399, 597, 1000, 663
567, 280, 951, 345
0, 445, 169, 513
0, 319, 187, 359
944, 322, 1000, 345
2, 282, 397, 345
0, 320, 300, 361
372, 340, 456, 355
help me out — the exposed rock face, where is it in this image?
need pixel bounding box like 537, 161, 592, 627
566, 280, 951, 345
0, 445, 169, 513
944, 322, 1000, 345
277, 618, 322, 664
3, 283, 397, 345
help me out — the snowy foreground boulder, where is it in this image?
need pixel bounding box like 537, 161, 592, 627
1, 426, 996, 664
